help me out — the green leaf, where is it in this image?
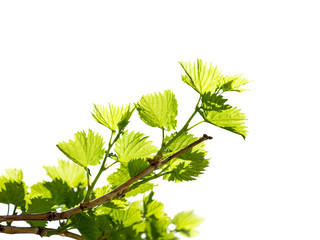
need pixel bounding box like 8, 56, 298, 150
0, 169, 27, 210
43, 159, 87, 188
128, 158, 150, 178
73, 213, 101, 240
218, 74, 250, 92
200, 92, 248, 139
136, 90, 178, 131
94, 185, 112, 198
115, 130, 158, 164
43, 179, 69, 206
145, 217, 176, 240
172, 211, 204, 237
57, 129, 105, 168
0, 182, 27, 210
107, 166, 131, 187
27, 197, 54, 213
162, 133, 210, 182
26, 197, 53, 227
143, 192, 165, 219
92, 103, 134, 131
180, 59, 223, 94
110, 201, 142, 228
103, 199, 129, 210
126, 182, 154, 198
163, 158, 209, 182
179, 59, 250, 94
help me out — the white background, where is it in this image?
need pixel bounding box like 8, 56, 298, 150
1, 1, 320, 239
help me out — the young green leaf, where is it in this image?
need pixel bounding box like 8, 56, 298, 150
107, 166, 131, 187
199, 92, 248, 139
126, 183, 154, 198
110, 201, 142, 228
92, 103, 134, 131
218, 74, 250, 92
115, 130, 158, 164
172, 210, 204, 237
128, 158, 150, 178
136, 90, 178, 131
73, 213, 101, 240
145, 216, 175, 240
180, 59, 250, 94
143, 192, 165, 219
107, 165, 154, 197
56, 129, 105, 168
43, 159, 87, 188
179, 59, 223, 94
0, 169, 27, 211
163, 133, 210, 182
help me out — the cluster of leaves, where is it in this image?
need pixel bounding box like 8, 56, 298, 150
74, 192, 203, 240
0, 59, 249, 239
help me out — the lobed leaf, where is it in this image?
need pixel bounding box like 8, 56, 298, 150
172, 210, 204, 237
43, 159, 87, 188
218, 74, 250, 92
107, 166, 130, 187
56, 129, 105, 168
115, 130, 158, 164
180, 59, 250, 94
73, 213, 100, 240
0, 169, 27, 210
128, 158, 150, 178
200, 92, 248, 139
92, 103, 134, 131
126, 182, 154, 198
136, 90, 178, 131
110, 201, 142, 228
180, 59, 223, 94
163, 133, 210, 182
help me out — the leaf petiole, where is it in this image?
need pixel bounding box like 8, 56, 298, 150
83, 130, 122, 201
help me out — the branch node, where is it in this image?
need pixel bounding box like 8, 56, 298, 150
117, 188, 127, 198
48, 211, 57, 221
203, 134, 213, 140
79, 201, 89, 211
38, 227, 47, 237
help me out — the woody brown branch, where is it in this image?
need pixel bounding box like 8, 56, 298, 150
0, 224, 84, 240
0, 134, 212, 223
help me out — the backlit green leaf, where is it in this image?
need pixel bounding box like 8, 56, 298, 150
92, 103, 134, 131
107, 166, 130, 187
73, 213, 100, 240
172, 211, 204, 237
163, 133, 209, 182
115, 130, 158, 164
0, 169, 27, 210
126, 182, 154, 198
128, 158, 150, 178
43, 159, 87, 188
218, 74, 250, 92
143, 192, 165, 219
57, 129, 105, 168
136, 90, 178, 131
200, 92, 248, 139
110, 201, 142, 228
180, 59, 249, 94
180, 59, 222, 94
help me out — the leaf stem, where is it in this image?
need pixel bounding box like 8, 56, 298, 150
156, 96, 201, 157
83, 130, 121, 201
161, 127, 165, 146
186, 120, 205, 131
